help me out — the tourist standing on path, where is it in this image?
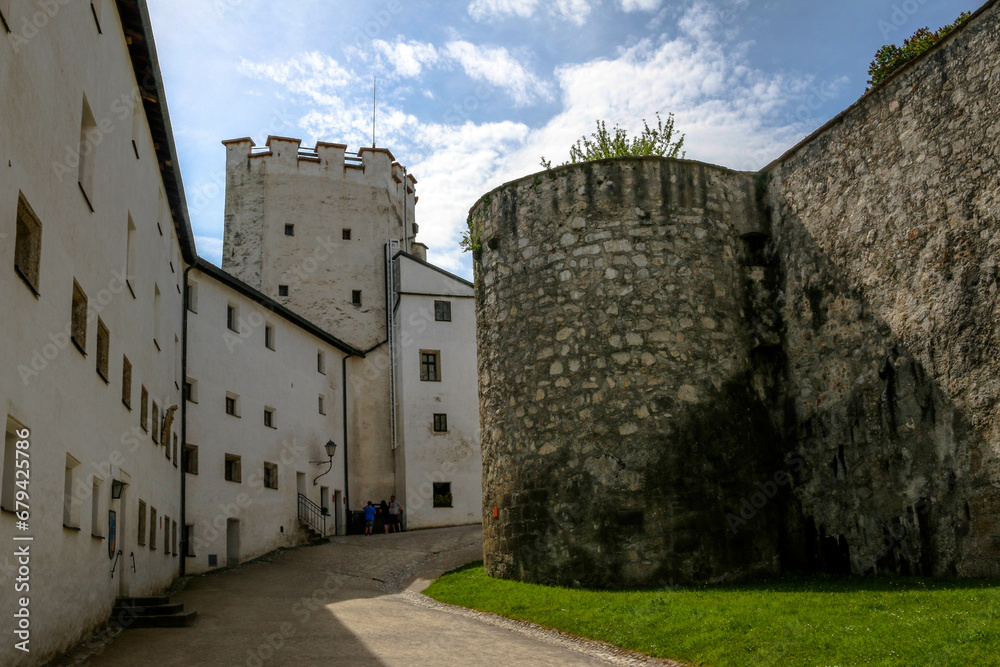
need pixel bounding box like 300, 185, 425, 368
389, 495, 402, 533
380, 499, 390, 534
364, 501, 376, 535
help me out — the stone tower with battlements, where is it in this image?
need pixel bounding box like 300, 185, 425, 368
221, 136, 424, 511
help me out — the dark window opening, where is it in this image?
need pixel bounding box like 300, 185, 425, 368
434, 300, 452, 322
433, 482, 452, 508
433, 413, 448, 432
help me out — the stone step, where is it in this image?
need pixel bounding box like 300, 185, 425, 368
112, 602, 185, 617
115, 595, 171, 607
126, 610, 198, 629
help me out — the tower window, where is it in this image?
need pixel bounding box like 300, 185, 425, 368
278, 285, 289, 297
342, 229, 352, 240
352, 290, 362, 307
284, 224, 295, 236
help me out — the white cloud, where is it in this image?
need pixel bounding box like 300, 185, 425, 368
468, 0, 540, 21
467, 0, 592, 25
238, 52, 355, 108
372, 39, 440, 78
444, 41, 551, 105
195, 236, 223, 266
620, 0, 662, 11
234, 0, 839, 280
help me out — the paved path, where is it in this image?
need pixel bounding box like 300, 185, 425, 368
56, 525, 679, 667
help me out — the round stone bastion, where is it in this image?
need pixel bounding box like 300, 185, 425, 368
472, 156, 788, 588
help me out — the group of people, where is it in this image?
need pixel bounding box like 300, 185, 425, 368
363, 496, 402, 535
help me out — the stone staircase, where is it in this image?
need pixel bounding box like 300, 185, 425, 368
299, 519, 328, 546
110, 596, 197, 629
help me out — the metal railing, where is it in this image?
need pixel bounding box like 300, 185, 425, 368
297, 493, 326, 537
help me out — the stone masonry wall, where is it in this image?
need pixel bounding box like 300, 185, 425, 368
474, 158, 790, 587
474, 0, 1000, 586
765, 0, 1000, 576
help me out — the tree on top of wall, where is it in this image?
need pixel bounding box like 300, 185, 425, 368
539, 112, 686, 170
867, 12, 972, 89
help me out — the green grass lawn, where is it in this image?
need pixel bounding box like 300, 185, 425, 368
424, 563, 1000, 666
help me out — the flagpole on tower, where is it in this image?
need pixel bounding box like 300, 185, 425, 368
372, 76, 377, 148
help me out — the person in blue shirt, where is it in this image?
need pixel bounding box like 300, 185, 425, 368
363, 501, 376, 535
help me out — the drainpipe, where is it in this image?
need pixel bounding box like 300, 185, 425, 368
179, 264, 194, 576
342, 353, 352, 527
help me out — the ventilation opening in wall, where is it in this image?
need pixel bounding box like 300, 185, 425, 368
208, 554, 218, 567
740, 232, 773, 266
617, 511, 644, 529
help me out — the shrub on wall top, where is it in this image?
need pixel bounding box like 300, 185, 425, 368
868, 12, 972, 89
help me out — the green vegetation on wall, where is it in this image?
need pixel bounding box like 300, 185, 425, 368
867, 12, 971, 88
540, 112, 685, 169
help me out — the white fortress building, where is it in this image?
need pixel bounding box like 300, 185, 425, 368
0, 1, 481, 664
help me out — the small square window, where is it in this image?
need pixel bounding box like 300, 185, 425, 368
433, 482, 452, 508
420, 351, 441, 382
352, 290, 362, 307
183, 445, 199, 475
185, 280, 199, 313
264, 408, 275, 428
317, 351, 326, 374
149, 506, 157, 550
151, 402, 160, 443
71, 280, 88, 354
63, 454, 81, 528
342, 229, 352, 240
140, 385, 148, 431
264, 462, 278, 490
225, 454, 242, 483
184, 378, 198, 403
278, 285, 289, 297
284, 224, 295, 236
318, 395, 326, 416
14, 193, 42, 295
137, 500, 147, 545
183, 525, 195, 557
434, 300, 452, 322
265, 324, 275, 350
225, 393, 240, 417
433, 414, 448, 432
121, 356, 132, 409
226, 304, 238, 332
96, 318, 110, 382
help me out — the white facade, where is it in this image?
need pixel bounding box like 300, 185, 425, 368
393, 254, 482, 529
221, 137, 483, 534
184, 264, 354, 575
0, 1, 194, 663
0, 2, 482, 665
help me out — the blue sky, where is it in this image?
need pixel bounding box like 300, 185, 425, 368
145, 0, 976, 280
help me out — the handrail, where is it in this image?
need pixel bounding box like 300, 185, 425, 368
297, 493, 326, 537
